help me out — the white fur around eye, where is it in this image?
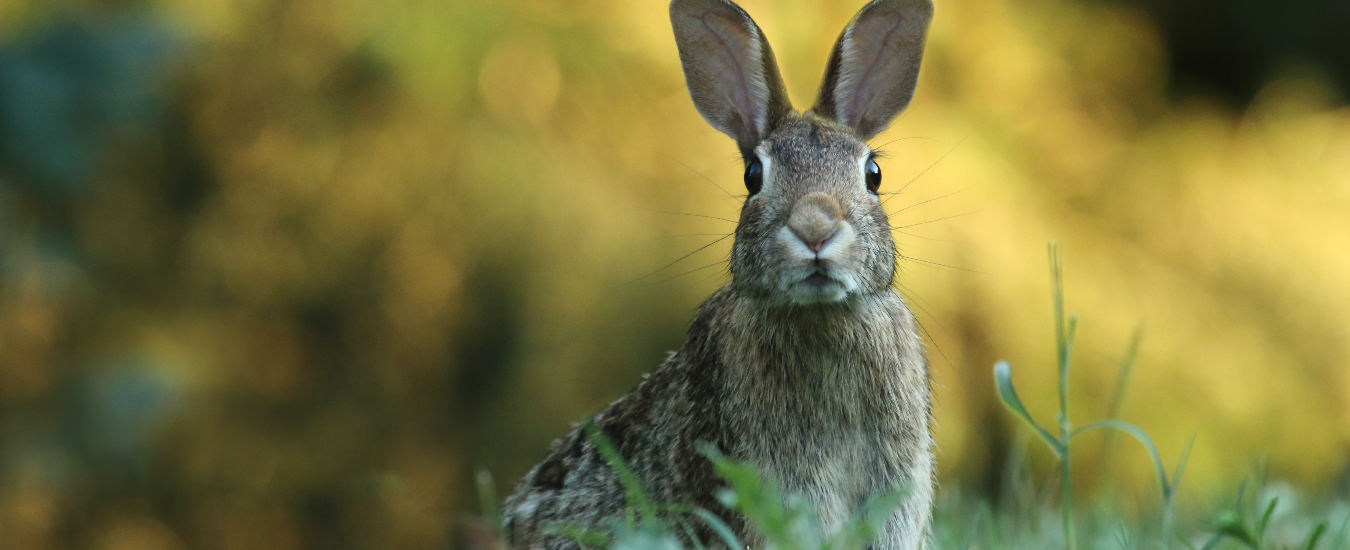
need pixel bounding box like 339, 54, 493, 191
750, 146, 773, 198
857, 152, 878, 198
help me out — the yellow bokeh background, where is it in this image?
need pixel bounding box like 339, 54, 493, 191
0, 0, 1347, 547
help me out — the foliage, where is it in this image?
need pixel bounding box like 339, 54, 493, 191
993, 243, 1190, 548
528, 432, 913, 550
474, 247, 1348, 549
0, 0, 1348, 548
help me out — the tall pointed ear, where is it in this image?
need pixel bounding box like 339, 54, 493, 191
812, 0, 933, 140
670, 0, 793, 151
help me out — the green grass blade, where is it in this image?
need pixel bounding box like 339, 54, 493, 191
1071, 420, 1170, 500
994, 361, 1065, 457
1101, 328, 1143, 497
1213, 509, 1260, 549
657, 504, 708, 550
1175, 529, 1199, 550
1161, 435, 1196, 547
584, 421, 657, 527
1060, 314, 1077, 422
1113, 524, 1134, 549
1105, 327, 1143, 421
829, 484, 912, 548
674, 517, 707, 550
1329, 514, 1350, 550
1301, 522, 1327, 550
1257, 497, 1278, 538
475, 469, 502, 534
692, 508, 745, 550
698, 442, 797, 547
1049, 243, 1068, 413
546, 522, 612, 548
1198, 532, 1225, 550
957, 507, 983, 550
1169, 435, 1196, 501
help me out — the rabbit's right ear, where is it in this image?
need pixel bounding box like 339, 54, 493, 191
670, 0, 792, 152
812, 0, 933, 140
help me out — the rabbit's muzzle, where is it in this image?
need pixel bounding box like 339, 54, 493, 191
776, 192, 861, 304
787, 192, 844, 252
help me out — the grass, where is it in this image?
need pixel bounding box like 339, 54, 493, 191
993, 243, 1190, 549
474, 244, 1349, 549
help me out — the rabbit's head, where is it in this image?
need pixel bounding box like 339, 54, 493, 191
671, 0, 932, 307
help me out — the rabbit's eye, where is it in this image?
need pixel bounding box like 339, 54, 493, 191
865, 158, 882, 193
744, 159, 764, 195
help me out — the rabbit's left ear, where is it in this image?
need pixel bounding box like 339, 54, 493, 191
812, 0, 933, 140
670, 0, 793, 152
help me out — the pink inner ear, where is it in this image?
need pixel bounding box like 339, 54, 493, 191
840, 11, 905, 130
698, 12, 762, 134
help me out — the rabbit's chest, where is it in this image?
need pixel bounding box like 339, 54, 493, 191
725, 354, 923, 526
739, 401, 897, 533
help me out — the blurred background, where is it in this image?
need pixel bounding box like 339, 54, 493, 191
1, 0, 1348, 548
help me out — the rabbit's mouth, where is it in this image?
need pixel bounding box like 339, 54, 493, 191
785, 267, 852, 305
803, 271, 834, 286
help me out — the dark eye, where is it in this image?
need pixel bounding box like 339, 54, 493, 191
744, 159, 763, 195
865, 157, 882, 193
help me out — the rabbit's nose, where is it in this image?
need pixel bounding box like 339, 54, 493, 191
788, 192, 844, 253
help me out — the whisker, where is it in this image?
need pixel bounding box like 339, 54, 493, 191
655, 258, 731, 285
624, 233, 734, 284
894, 230, 955, 242
666, 156, 739, 200
892, 278, 956, 369
887, 186, 970, 216
898, 253, 988, 274
663, 232, 738, 238
648, 210, 738, 224
882, 136, 966, 205
895, 281, 955, 336
912, 306, 953, 369
869, 135, 941, 151
891, 211, 977, 230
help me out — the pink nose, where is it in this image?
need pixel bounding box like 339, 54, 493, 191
803, 233, 835, 253
788, 193, 844, 254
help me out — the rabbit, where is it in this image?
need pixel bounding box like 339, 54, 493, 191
501, 0, 935, 547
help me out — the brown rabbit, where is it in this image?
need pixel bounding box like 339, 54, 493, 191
502, 0, 935, 547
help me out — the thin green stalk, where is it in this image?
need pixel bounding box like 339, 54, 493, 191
1050, 242, 1078, 550
1060, 456, 1076, 550
1051, 242, 1068, 420
996, 244, 1187, 550
1102, 328, 1143, 496
476, 470, 502, 535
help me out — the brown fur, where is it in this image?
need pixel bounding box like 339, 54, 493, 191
502, 1, 935, 547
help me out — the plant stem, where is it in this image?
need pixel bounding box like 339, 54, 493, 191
1061, 451, 1076, 550
1050, 243, 1078, 550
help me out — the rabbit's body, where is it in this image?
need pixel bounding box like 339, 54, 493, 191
503, 285, 931, 548
503, 0, 936, 547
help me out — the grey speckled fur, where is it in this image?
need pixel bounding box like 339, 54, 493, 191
503, 0, 935, 548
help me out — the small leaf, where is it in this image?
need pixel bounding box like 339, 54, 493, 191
474, 469, 502, 535
828, 484, 911, 548
1168, 435, 1197, 501
1104, 327, 1143, 421
993, 361, 1064, 458
1175, 530, 1199, 550
545, 521, 612, 547
1071, 419, 1170, 501
1213, 509, 1260, 549
585, 421, 657, 527
1301, 522, 1327, 550
1257, 497, 1278, 538
693, 508, 745, 550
